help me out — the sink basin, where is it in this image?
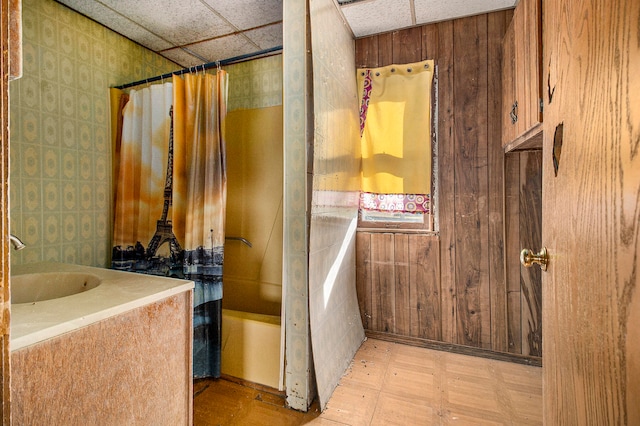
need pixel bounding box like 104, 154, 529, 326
12, 272, 102, 304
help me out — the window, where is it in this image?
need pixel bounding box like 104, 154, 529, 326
356, 59, 437, 233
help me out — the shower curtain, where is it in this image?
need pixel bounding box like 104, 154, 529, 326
110, 72, 228, 378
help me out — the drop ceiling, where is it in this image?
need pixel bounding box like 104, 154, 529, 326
56, 0, 516, 68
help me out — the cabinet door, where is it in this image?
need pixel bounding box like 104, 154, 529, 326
502, 0, 542, 150
513, 2, 528, 138
502, 20, 517, 145
520, 0, 542, 133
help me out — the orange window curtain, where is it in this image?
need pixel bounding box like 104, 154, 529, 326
357, 59, 434, 212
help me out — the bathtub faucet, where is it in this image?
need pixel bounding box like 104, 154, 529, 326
9, 234, 25, 250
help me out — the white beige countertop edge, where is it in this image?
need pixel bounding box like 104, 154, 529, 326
10, 262, 194, 352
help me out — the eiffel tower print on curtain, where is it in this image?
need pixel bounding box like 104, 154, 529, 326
112, 106, 184, 278
146, 106, 183, 264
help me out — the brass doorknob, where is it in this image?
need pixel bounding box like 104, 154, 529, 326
520, 247, 548, 271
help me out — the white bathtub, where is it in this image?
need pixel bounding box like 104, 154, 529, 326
221, 278, 283, 390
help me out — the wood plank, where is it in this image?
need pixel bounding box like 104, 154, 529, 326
409, 235, 441, 340
436, 18, 457, 345
370, 233, 395, 333
355, 36, 379, 69
453, 14, 490, 348
518, 151, 542, 357
487, 11, 508, 352
394, 234, 410, 335
473, 15, 491, 350
377, 32, 393, 67
355, 232, 372, 329
503, 124, 543, 153
392, 26, 422, 64
421, 23, 439, 60
504, 153, 522, 354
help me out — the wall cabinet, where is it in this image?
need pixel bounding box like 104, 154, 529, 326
502, 0, 542, 151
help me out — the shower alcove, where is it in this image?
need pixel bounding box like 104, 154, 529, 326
221, 60, 284, 390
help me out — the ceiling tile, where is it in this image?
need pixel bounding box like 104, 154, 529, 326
57, 0, 173, 51
340, 0, 414, 38
244, 22, 283, 50
201, 0, 283, 30
99, 0, 236, 46
156, 48, 205, 68
414, 0, 517, 24
182, 34, 262, 64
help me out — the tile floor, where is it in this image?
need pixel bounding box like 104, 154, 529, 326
193, 338, 543, 425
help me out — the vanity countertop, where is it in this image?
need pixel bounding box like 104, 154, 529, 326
11, 262, 194, 351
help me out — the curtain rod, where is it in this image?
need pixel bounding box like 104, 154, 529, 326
113, 45, 283, 90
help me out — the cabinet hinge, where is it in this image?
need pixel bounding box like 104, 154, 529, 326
540, 98, 544, 114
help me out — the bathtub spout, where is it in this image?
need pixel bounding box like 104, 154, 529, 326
225, 236, 252, 248
9, 234, 26, 251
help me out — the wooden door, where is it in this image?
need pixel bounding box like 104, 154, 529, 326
542, 0, 640, 423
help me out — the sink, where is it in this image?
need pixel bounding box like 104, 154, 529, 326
12, 272, 102, 304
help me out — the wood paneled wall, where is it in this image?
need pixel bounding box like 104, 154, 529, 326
356, 234, 440, 339
355, 10, 537, 356
505, 151, 542, 356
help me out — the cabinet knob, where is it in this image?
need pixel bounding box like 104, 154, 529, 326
510, 101, 519, 124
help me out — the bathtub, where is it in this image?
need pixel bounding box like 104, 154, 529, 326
221, 277, 283, 390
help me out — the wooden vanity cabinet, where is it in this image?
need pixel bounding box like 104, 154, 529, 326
501, 0, 542, 151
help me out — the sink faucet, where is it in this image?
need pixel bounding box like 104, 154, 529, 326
9, 234, 25, 251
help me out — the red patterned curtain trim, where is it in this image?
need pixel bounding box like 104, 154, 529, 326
359, 70, 372, 137
359, 192, 430, 214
